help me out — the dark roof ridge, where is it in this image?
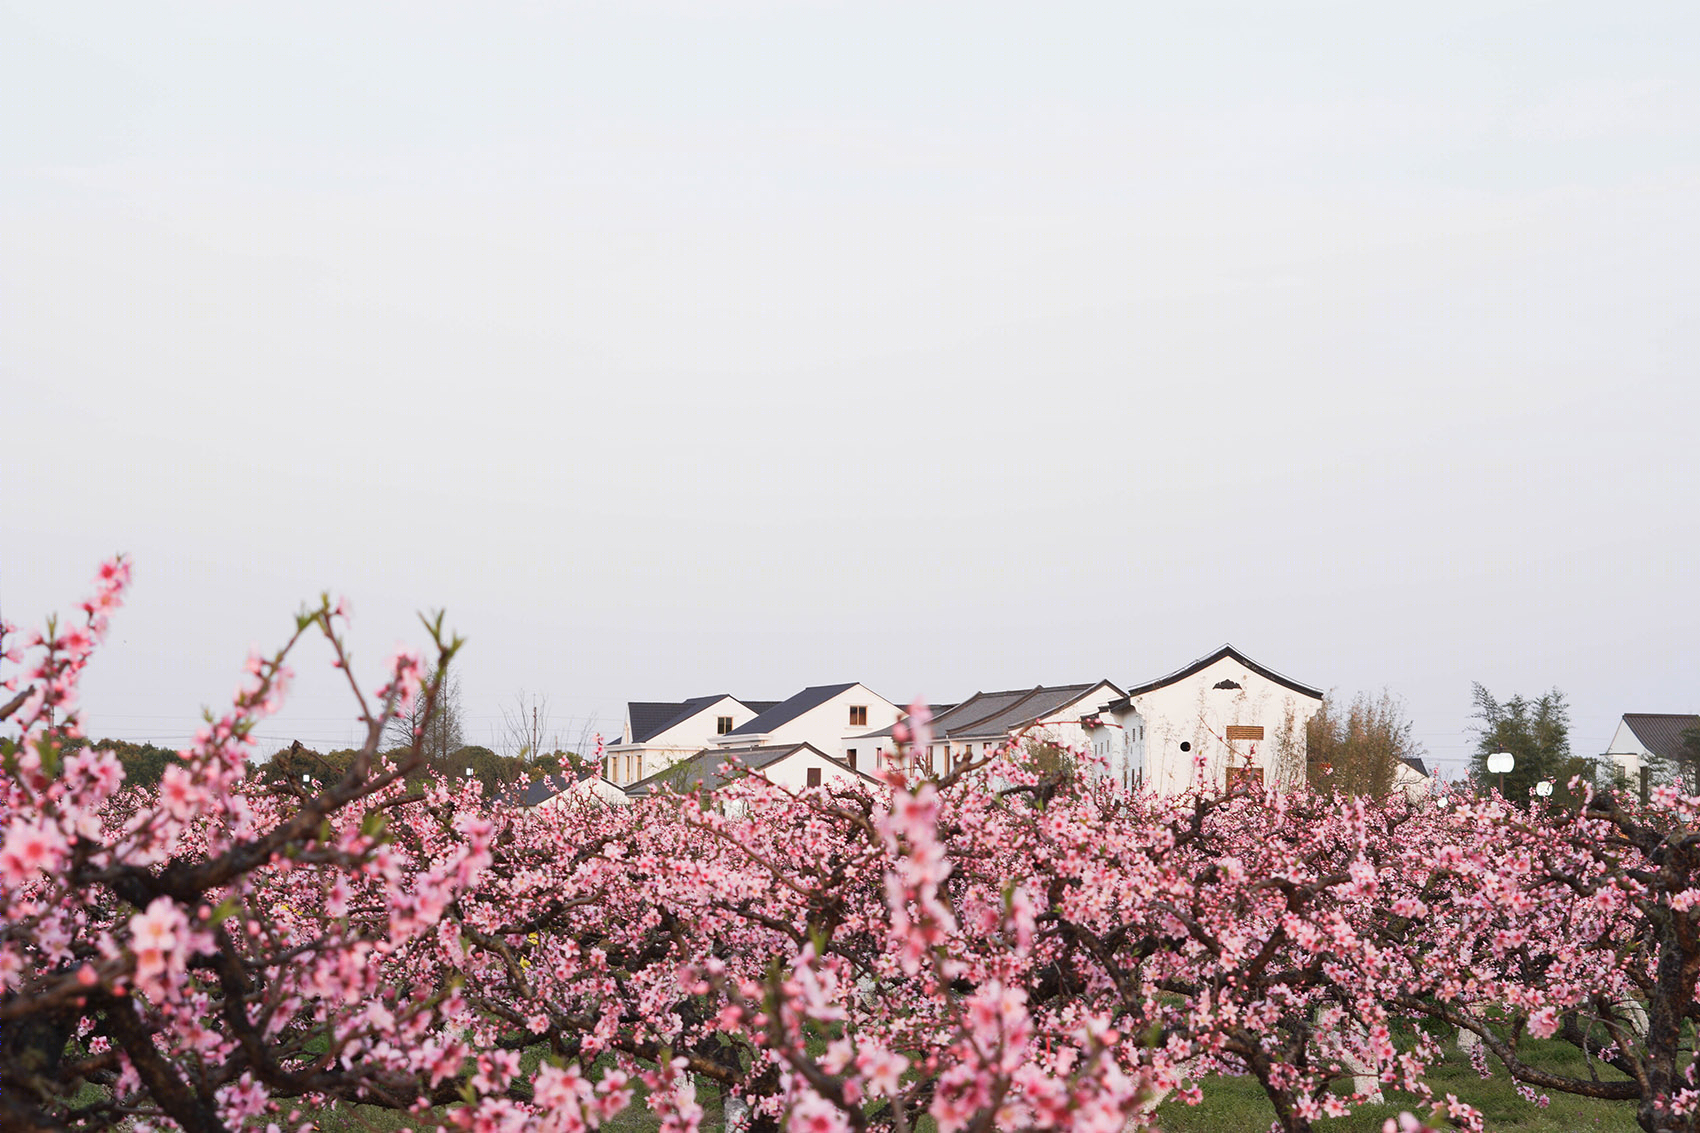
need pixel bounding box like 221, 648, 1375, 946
725, 683, 861, 736
627, 694, 746, 744
948, 681, 1123, 739
955, 685, 1055, 731
1618, 714, 1700, 761
929, 688, 1033, 735
1122, 644, 1323, 701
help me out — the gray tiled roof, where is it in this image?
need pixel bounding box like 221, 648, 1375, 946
853, 704, 958, 741
947, 684, 1106, 739
925, 689, 1040, 733
627, 695, 734, 744
856, 687, 1110, 743
724, 684, 858, 737
512, 773, 578, 807
1620, 714, 1700, 761
624, 743, 864, 797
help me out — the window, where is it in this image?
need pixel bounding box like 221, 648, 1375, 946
807, 767, 822, 788
849, 705, 868, 727
846, 748, 857, 770
717, 715, 733, 734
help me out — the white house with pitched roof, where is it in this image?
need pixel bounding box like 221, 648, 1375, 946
1604, 713, 1700, 791
710, 683, 902, 769
1092, 644, 1324, 796
602, 695, 773, 787
625, 741, 878, 802
515, 768, 631, 809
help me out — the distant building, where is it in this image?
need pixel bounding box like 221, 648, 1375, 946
1092, 644, 1324, 795
855, 683, 1123, 775
513, 767, 629, 809
1392, 756, 1432, 800
1604, 713, 1700, 789
602, 695, 774, 787
624, 742, 874, 801
709, 683, 902, 769
603, 647, 1324, 802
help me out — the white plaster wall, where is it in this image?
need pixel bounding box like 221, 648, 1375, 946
605, 745, 699, 784
1604, 719, 1650, 784
607, 696, 763, 784
760, 749, 873, 793
1090, 705, 1147, 790
649, 696, 762, 750
1133, 657, 1321, 796
757, 685, 902, 762
1022, 682, 1124, 777
535, 777, 631, 809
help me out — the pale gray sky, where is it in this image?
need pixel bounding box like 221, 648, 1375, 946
4, 2, 1697, 777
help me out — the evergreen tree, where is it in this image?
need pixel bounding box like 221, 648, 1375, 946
1468, 683, 1575, 800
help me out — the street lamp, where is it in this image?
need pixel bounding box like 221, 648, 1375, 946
1486, 751, 1514, 797
1535, 780, 1553, 798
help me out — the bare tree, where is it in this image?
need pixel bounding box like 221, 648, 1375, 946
498, 688, 559, 763
384, 668, 464, 764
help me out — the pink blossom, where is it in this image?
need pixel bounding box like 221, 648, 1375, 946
1, 816, 68, 884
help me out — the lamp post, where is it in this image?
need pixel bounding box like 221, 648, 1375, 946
1535, 779, 1553, 799
1486, 751, 1514, 797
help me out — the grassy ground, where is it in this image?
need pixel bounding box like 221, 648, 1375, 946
305, 1044, 1637, 1133
258, 1033, 1645, 1132
1156, 1040, 1641, 1132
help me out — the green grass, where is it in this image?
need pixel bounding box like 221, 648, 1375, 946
1156, 1040, 1641, 1132
300, 1042, 1638, 1132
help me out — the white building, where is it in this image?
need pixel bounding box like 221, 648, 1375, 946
602, 694, 773, 787
1604, 713, 1700, 790
854, 683, 1124, 774
624, 741, 876, 801
710, 683, 902, 769
1092, 644, 1324, 795
514, 768, 630, 809
1392, 756, 1433, 801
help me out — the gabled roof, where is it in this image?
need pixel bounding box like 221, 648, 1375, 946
623, 742, 873, 797
1401, 756, 1430, 778
947, 683, 1122, 740
852, 704, 957, 741
627, 695, 739, 744
856, 687, 1117, 743
1113, 644, 1323, 704
511, 772, 601, 807
1618, 714, 1700, 761
723, 683, 859, 737
856, 689, 1032, 740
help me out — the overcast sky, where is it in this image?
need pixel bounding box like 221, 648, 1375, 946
4, 2, 1697, 777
